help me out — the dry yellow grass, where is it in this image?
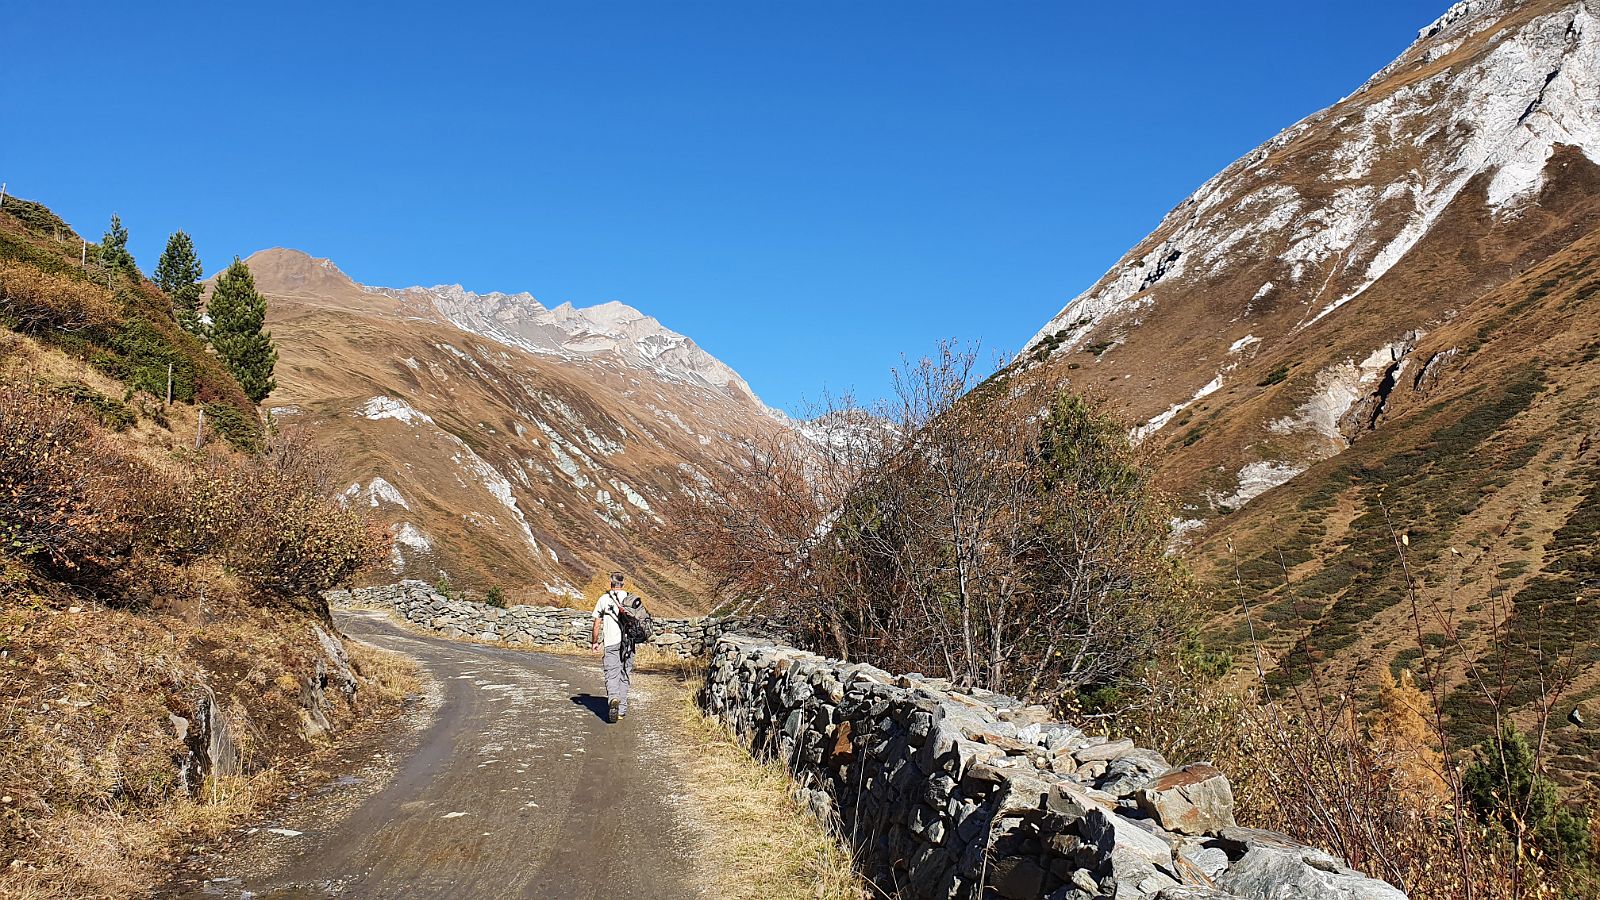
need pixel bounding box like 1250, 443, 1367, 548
668, 684, 868, 900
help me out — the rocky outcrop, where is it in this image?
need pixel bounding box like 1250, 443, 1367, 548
327, 580, 779, 658
170, 620, 370, 792
701, 636, 1406, 900
170, 685, 241, 793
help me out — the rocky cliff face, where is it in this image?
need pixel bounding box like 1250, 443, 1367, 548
1018, 0, 1600, 764
250, 248, 788, 613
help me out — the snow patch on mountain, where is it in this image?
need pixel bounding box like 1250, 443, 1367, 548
1133, 374, 1224, 442
343, 477, 411, 509
1270, 341, 1415, 443
1211, 461, 1309, 510
359, 396, 433, 425
389, 522, 433, 571
449, 443, 546, 558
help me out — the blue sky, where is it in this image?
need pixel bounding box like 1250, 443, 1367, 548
4, 1, 1442, 414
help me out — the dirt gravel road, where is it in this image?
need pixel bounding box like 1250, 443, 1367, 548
171, 609, 703, 899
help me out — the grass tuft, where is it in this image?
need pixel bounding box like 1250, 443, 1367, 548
669, 684, 867, 900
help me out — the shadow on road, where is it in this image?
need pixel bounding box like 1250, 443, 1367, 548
570, 693, 611, 721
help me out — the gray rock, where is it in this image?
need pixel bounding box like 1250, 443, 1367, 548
1078, 807, 1175, 870
1096, 748, 1171, 796
1155, 888, 1249, 900
1073, 737, 1135, 763
1216, 844, 1407, 900
1134, 764, 1237, 835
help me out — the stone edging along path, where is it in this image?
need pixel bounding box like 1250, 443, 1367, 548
324, 580, 779, 657
702, 636, 1409, 900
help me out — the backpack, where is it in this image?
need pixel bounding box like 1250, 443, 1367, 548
611, 591, 655, 646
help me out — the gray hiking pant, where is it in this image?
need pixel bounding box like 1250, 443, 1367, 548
602, 643, 634, 715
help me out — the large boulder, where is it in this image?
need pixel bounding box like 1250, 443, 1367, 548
1215, 837, 1406, 900
1134, 763, 1237, 835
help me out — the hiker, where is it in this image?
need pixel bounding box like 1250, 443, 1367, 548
590, 572, 653, 723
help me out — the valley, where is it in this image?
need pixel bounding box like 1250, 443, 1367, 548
5, 0, 1600, 898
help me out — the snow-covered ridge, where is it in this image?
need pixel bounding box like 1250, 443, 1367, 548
1025, 0, 1600, 356
372, 282, 760, 404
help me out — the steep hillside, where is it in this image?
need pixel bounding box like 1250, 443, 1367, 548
247, 249, 789, 614
1020, 0, 1600, 755
0, 198, 410, 897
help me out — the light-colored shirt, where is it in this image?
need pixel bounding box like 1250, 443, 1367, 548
592, 590, 626, 648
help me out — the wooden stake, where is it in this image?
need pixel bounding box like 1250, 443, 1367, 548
195, 407, 205, 450
166, 363, 173, 406
0, 183, 7, 209
80, 240, 87, 268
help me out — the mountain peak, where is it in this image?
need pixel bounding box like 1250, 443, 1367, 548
235, 248, 383, 311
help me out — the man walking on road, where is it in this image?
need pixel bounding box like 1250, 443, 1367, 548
591, 573, 633, 723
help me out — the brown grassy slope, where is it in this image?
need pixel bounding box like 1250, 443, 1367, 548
253, 248, 791, 615
0, 200, 414, 898
1186, 219, 1600, 780
1006, 0, 1600, 766
1047, 147, 1600, 515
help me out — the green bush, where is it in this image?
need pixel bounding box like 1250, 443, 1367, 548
1256, 363, 1291, 387
46, 380, 135, 431
202, 402, 262, 452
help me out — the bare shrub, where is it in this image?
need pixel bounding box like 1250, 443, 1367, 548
0, 260, 118, 334
152, 430, 389, 610
675, 402, 887, 640
0, 383, 139, 581
679, 342, 1189, 705
0, 387, 384, 611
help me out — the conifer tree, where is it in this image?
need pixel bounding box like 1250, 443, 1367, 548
153, 230, 204, 335
208, 258, 277, 402
1367, 669, 1447, 800
97, 215, 136, 273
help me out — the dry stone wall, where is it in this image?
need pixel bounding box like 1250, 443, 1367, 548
702, 636, 1408, 900
325, 580, 776, 657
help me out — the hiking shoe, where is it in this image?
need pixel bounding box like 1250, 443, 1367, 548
608, 698, 620, 723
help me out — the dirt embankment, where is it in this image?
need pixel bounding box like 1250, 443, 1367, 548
0, 601, 418, 899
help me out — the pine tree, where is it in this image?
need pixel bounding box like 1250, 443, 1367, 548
208, 258, 277, 402
1464, 723, 1592, 865
97, 215, 136, 273
153, 230, 204, 335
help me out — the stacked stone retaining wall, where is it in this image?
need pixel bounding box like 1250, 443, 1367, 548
325, 580, 776, 658
701, 635, 1407, 900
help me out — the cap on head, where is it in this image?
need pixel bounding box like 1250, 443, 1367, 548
610, 572, 626, 589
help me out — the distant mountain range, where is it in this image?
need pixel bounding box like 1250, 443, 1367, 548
245, 247, 787, 614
